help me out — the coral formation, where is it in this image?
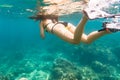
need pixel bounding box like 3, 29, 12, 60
48, 58, 99, 80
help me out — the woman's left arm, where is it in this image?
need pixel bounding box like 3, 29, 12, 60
39, 22, 45, 39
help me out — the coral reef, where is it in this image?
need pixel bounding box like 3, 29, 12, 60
91, 61, 120, 80
48, 58, 99, 80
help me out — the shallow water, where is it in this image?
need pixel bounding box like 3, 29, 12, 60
0, 0, 120, 80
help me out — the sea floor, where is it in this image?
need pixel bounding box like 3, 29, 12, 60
0, 30, 120, 80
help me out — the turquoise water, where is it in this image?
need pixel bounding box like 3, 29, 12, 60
0, 0, 120, 80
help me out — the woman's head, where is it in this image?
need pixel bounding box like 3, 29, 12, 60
29, 0, 88, 21
29, 5, 58, 21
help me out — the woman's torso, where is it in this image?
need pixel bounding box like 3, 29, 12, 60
42, 19, 70, 33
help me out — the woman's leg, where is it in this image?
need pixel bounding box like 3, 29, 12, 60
67, 15, 110, 44
81, 30, 110, 44
54, 15, 109, 44
73, 15, 88, 43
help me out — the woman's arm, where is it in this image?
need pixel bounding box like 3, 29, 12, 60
40, 22, 45, 39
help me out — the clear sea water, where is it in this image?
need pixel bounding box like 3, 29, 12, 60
0, 0, 120, 80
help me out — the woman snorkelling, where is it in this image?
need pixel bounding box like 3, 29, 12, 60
29, 0, 120, 44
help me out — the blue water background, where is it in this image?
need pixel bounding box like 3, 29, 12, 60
0, 0, 120, 79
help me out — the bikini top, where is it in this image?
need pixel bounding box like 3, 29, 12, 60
44, 22, 68, 33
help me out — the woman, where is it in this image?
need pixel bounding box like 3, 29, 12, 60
29, 1, 120, 44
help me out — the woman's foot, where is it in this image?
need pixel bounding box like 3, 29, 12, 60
103, 22, 120, 33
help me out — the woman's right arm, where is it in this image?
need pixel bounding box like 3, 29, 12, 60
40, 22, 45, 39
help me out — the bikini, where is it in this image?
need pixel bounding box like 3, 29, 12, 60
44, 22, 68, 33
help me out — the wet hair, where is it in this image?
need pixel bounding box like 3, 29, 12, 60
29, 12, 58, 22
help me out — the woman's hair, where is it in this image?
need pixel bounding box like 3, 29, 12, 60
29, 13, 58, 21
29, 6, 58, 22
29, 0, 88, 21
